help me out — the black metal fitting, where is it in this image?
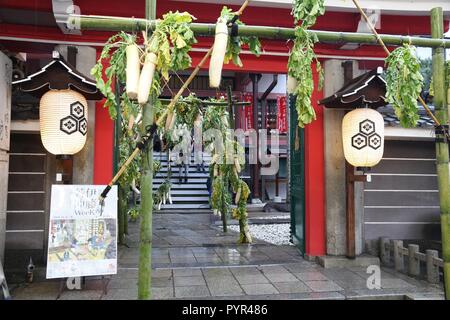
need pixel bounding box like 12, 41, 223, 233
137, 124, 157, 150
227, 15, 239, 37
434, 124, 449, 143
100, 185, 112, 200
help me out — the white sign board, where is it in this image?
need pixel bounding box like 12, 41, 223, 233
0, 53, 11, 152
46, 185, 118, 279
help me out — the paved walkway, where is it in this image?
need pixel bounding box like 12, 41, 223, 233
8, 214, 445, 300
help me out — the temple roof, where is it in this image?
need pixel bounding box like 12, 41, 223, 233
12, 51, 103, 100
319, 67, 388, 109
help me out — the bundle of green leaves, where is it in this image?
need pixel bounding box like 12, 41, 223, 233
288, 0, 325, 128
385, 44, 424, 128
291, 0, 325, 28
148, 11, 197, 80
91, 32, 137, 119
173, 93, 202, 130
288, 27, 323, 128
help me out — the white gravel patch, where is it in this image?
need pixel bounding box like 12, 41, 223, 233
228, 223, 293, 246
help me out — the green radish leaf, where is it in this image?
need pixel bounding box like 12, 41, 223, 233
385, 44, 424, 128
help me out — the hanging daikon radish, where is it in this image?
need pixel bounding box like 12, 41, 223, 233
165, 110, 174, 132
126, 44, 141, 100
235, 185, 242, 205
127, 114, 135, 132
194, 113, 203, 128
234, 157, 242, 173
287, 75, 298, 94
209, 17, 228, 88
168, 112, 177, 131
138, 52, 158, 105
211, 153, 219, 165
168, 190, 173, 204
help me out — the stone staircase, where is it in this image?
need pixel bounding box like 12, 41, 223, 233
153, 151, 211, 211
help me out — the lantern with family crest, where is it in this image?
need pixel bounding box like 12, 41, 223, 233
12, 51, 103, 156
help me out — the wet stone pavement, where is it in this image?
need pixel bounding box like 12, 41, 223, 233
9, 214, 445, 300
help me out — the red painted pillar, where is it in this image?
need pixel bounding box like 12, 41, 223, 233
93, 50, 114, 184
304, 67, 326, 256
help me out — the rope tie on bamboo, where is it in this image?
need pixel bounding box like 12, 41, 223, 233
435, 124, 450, 144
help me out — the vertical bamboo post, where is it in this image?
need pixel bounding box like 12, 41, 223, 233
137, 0, 156, 300
114, 79, 125, 245
431, 7, 450, 300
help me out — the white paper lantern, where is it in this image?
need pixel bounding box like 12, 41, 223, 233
342, 108, 384, 168
40, 89, 88, 155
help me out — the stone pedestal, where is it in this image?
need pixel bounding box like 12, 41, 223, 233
317, 255, 380, 269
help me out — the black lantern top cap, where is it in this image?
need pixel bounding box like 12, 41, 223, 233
12, 51, 104, 100
319, 67, 388, 109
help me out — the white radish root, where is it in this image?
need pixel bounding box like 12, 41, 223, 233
126, 44, 141, 100
138, 52, 158, 105
209, 18, 228, 88
165, 111, 174, 132
235, 186, 242, 205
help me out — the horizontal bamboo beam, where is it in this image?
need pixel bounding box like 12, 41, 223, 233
159, 98, 250, 106
70, 14, 450, 48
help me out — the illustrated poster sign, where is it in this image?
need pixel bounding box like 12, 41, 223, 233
46, 185, 118, 279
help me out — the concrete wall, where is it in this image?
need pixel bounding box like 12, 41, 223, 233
0, 52, 12, 263
323, 60, 365, 256
55, 45, 96, 184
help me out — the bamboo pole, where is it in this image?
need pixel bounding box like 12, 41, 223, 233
114, 79, 126, 245
137, 0, 156, 301
430, 7, 450, 300
70, 15, 450, 49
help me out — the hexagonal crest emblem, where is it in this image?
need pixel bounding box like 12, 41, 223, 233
70, 101, 85, 120
351, 133, 367, 150
368, 133, 382, 150
79, 118, 88, 136
359, 119, 376, 135
60, 116, 78, 135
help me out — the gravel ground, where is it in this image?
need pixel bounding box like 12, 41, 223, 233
228, 223, 293, 246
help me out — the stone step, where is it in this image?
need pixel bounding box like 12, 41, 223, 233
164, 189, 209, 195
155, 172, 209, 178
167, 196, 210, 202
152, 184, 208, 190
158, 167, 210, 172
158, 203, 211, 210
153, 178, 208, 184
